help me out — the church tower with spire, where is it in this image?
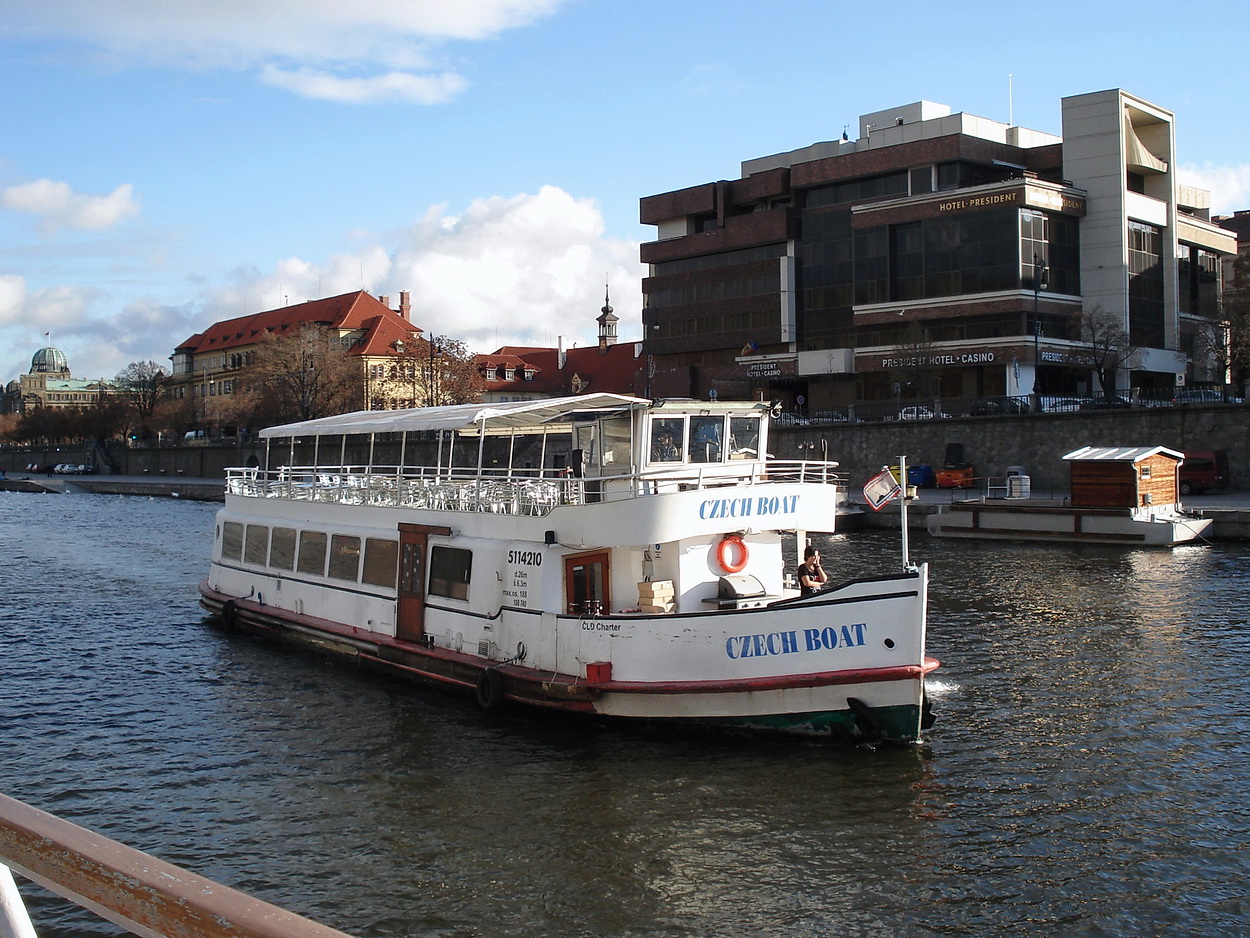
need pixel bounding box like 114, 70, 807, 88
596, 283, 619, 351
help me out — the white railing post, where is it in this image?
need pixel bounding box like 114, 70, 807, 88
0, 864, 37, 938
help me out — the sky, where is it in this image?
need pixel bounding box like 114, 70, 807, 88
2, 0, 1250, 383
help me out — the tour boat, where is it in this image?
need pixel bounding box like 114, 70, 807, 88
199, 394, 938, 743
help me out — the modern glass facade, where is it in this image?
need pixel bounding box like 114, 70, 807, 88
797, 204, 1079, 352
1128, 220, 1165, 347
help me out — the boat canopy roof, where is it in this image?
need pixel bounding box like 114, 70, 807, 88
258, 393, 652, 440
1063, 445, 1184, 463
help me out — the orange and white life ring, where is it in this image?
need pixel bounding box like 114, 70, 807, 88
716, 535, 749, 574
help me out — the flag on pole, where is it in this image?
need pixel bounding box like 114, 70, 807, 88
862, 468, 902, 511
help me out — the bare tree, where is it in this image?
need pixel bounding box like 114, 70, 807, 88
1071, 307, 1140, 399
244, 324, 363, 424
422, 335, 485, 407
1194, 287, 1250, 392
114, 360, 167, 436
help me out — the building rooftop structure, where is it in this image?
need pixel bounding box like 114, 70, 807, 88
476, 287, 645, 401
639, 88, 1236, 413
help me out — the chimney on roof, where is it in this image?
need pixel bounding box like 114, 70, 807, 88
379, 295, 390, 308
399, 291, 411, 320
558, 336, 567, 370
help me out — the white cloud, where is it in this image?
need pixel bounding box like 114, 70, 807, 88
259, 66, 469, 104
1, 179, 140, 233
1178, 163, 1250, 216
3, 0, 568, 102
205, 186, 643, 351
0, 275, 26, 324
381, 186, 644, 350
0, 186, 642, 384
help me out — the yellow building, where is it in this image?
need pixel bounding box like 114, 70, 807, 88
2, 346, 112, 414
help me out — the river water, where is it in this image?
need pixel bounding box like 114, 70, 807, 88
1, 490, 1248, 937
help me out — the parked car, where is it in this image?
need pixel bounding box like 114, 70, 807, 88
970, 397, 1028, 416
1079, 396, 1131, 410
1179, 449, 1230, 495
898, 405, 947, 420
811, 410, 849, 423
1044, 398, 1085, 412
1174, 388, 1224, 404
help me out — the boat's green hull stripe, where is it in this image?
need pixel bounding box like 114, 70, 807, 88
689, 704, 922, 742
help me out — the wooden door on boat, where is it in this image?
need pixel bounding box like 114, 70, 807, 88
397, 523, 451, 643
564, 549, 611, 615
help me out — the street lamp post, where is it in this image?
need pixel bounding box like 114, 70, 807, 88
1032, 254, 1048, 412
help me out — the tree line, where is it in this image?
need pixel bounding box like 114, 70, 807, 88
1, 326, 485, 446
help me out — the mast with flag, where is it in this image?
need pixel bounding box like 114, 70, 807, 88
863, 456, 914, 569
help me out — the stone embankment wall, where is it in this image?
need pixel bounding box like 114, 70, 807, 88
6, 403, 1246, 492
775, 404, 1249, 492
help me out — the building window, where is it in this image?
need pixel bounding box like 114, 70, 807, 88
1128, 221, 1165, 348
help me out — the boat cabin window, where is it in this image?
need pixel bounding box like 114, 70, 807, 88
599, 415, 632, 469
688, 415, 724, 463
297, 531, 328, 576
728, 416, 760, 459
221, 522, 244, 561
429, 546, 472, 601
244, 524, 269, 565
328, 534, 362, 582
573, 422, 598, 473
362, 538, 399, 589
649, 418, 685, 462
269, 527, 296, 570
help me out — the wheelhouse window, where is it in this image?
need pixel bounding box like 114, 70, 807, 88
688, 415, 725, 463
728, 416, 760, 459
429, 546, 472, 600
649, 417, 685, 463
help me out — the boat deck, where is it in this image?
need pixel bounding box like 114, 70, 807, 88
224, 461, 846, 516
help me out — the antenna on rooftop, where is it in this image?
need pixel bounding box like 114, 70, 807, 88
1008, 73, 1013, 126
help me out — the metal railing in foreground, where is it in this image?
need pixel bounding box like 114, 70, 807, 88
0, 791, 355, 938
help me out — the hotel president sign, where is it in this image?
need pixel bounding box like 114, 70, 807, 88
855, 184, 1085, 226
864, 346, 1012, 371
935, 185, 1086, 217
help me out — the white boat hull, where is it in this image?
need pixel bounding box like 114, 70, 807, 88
927, 499, 1212, 546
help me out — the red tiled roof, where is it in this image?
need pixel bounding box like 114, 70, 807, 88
477, 342, 643, 396
174, 291, 421, 355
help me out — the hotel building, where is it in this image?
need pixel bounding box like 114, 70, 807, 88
639, 89, 1235, 411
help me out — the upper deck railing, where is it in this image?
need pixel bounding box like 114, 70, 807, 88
225, 460, 846, 516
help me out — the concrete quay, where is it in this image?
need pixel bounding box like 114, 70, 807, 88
1, 473, 226, 501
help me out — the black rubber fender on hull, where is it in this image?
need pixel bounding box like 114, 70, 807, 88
475, 668, 506, 711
